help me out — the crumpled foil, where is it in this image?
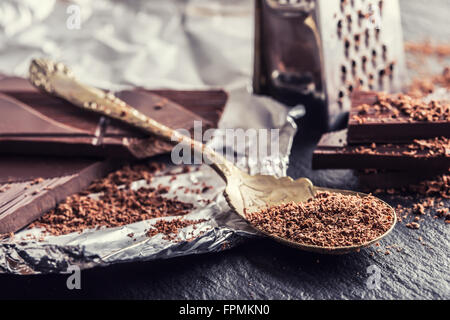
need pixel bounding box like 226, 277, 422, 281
0, 0, 302, 274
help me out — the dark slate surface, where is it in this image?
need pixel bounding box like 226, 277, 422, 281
0, 0, 448, 299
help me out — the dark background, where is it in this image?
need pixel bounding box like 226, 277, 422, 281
0, 0, 449, 299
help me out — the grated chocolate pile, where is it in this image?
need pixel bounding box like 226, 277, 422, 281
355, 92, 450, 122
407, 137, 450, 157
245, 192, 394, 248
29, 162, 199, 236
146, 218, 207, 241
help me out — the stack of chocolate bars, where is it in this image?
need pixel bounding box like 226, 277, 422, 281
0, 75, 227, 234
313, 91, 450, 189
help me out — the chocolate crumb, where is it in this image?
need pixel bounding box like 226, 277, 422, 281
406, 222, 420, 230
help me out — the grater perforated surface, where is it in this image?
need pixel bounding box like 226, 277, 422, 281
317, 0, 406, 125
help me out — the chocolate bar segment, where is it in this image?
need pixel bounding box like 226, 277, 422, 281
312, 129, 450, 170
0, 157, 114, 234
0, 76, 220, 159
348, 91, 450, 143
140, 89, 227, 126
356, 169, 447, 189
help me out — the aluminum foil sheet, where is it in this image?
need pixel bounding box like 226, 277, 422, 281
0, 0, 301, 274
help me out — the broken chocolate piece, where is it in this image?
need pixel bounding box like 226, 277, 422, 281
312, 129, 450, 170
0, 157, 114, 234
0, 76, 223, 159
348, 91, 450, 143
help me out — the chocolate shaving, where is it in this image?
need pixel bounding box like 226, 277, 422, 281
347, 136, 450, 158
146, 218, 207, 241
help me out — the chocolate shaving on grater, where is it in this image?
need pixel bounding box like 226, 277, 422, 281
253, 0, 406, 129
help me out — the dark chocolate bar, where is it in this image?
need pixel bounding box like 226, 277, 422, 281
140, 89, 227, 126
0, 76, 224, 159
0, 157, 114, 234
356, 169, 447, 189
312, 129, 450, 170
348, 91, 450, 143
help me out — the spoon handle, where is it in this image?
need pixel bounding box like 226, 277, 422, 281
28, 58, 236, 179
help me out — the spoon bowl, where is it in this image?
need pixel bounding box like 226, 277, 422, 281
221, 166, 397, 254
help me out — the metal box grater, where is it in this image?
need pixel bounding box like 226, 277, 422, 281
253, 0, 406, 130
